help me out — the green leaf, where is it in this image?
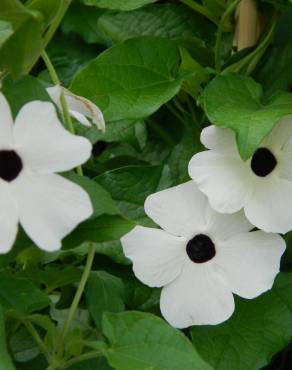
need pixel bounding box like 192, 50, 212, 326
19, 265, 83, 291
63, 215, 135, 249
0, 20, 13, 48
102, 311, 212, 370
2, 75, 51, 117
38, 32, 98, 86
191, 273, 292, 370
10, 326, 39, 363
70, 37, 187, 122
67, 357, 114, 370
0, 272, 49, 314
64, 172, 118, 218
0, 0, 43, 76
98, 3, 212, 44
200, 74, 292, 159
86, 271, 125, 329
261, 0, 292, 9
123, 278, 159, 310
179, 47, 210, 99
81, 120, 143, 147
257, 10, 292, 98
81, 0, 159, 11
61, 240, 130, 265
167, 119, 202, 183
50, 306, 89, 333
202, 0, 224, 17
0, 306, 16, 370
26, 0, 61, 25
62, 2, 108, 44
97, 165, 171, 225
97, 4, 214, 65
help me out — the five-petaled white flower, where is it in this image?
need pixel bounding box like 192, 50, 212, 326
121, 181, 285, 328
47, 85, 105, 132
189, 120, 292, 233
0, 93, 93, 253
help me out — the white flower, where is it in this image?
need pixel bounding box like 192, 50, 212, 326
46, 85, 105, 132
121, 181, 285, 328
189, 119, 292, 233
0, 93, 93, 253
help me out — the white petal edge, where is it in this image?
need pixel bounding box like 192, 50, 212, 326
189, 150, 253, 214
0, 184, 18, 253
144, 181, 208, 238
215, 231, 285, 299
12, 172, 93, 251
121, 226, 186, 288
160, 262, 234, 328
13, 101, 92, 173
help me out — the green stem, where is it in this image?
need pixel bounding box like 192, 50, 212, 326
41, 50, 83, 175
215, 0, 241, 74
43, 0, 72, 49
41, 50, 60, 86
61, 351, 102, 369
180, 0, 219, 24
57, 245, 95, 359
24, 321, 50, 361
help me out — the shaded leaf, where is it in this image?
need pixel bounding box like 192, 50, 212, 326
86, 271, 125, 329
102, 311, 212, 370
81, 0, 159, 11
97, 165, 172, 225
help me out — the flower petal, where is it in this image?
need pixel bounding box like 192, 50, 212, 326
264, 115, 292, 151
206, 207, 253, 242
0, 93, 14, 147
189, 151, 253, 213
144, 181, 208, 238
69, 109, 91, 127
244, 176, 292, 233
65, 92, 106, 132
0, 185, 18, 253
201, 125, 236, 152
47, 86, 106, 131
46, 85, 62, 105
215, 231, 285, 299
121, 226, 186, 287
13, 101, 92, 173
12, 172, 93, 251
160, 262, 234, 328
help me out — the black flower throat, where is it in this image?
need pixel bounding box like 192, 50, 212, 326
0, 150, 23, 182
186, 234, 216, 263
250, 147, 277, 177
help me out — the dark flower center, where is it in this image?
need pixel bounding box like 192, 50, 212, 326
186, 234, 216, 263
0, 150, 23, 182
250, 147, 277, 177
